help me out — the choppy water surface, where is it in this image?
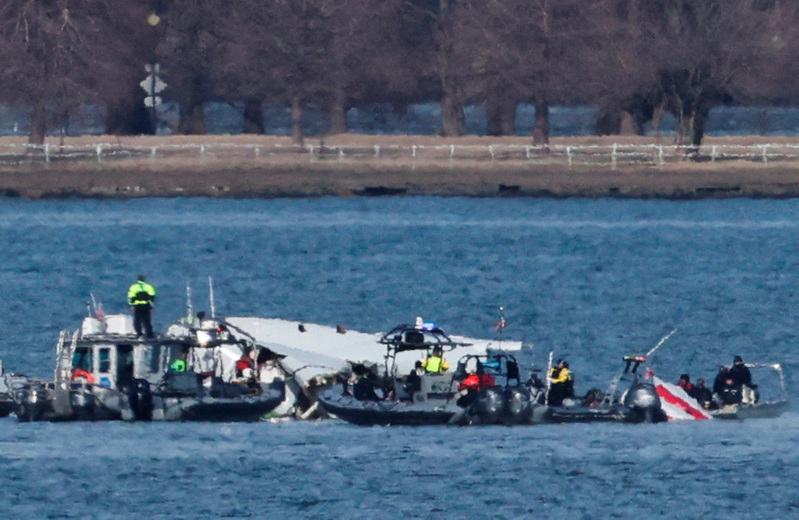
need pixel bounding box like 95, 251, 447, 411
1, 197, 798, 518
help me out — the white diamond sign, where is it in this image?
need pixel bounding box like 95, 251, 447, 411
144, 96, 163, 107
140, 75, 167, 95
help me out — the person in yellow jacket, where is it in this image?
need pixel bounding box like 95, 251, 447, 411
547, 359, 572, 406
421, 346, 450, 374
128, 275, 157, 338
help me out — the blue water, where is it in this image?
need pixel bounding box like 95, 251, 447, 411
1, 197, 798, 518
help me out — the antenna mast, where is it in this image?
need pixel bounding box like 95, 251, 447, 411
186, 282, 193, 322
208, 276, 216, 319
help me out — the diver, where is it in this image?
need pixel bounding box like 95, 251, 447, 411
728, 355, 752, 388
729, 355, 758, 404
403, 360, 425, 397
421, 346, 449, 374
712, 366, 729, 395
694, 378, 715, 409
719, 376, 742, 406
677, 373, 699, 399
127, 275, 157, 338
353, 374, 381, 401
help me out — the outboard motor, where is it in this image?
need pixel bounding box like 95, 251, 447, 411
623, 383, 664, 423
504, 386, 533, 425
128, 378, 153, 421
474, 387, 505, 424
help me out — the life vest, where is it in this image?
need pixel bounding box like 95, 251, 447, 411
128, 281, 156, 306
550, 367, 570, 384
422, 355, 448, 374
458, 373, 496, 392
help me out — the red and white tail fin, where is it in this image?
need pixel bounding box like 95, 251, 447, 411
653, 376, 712, 421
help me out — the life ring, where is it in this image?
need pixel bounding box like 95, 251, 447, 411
71, 368, 95, 384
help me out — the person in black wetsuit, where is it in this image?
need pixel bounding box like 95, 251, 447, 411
403, 361, 424, 397
713, 366, 729, 395
694, 378, 714, 409
719, 377, 742, 406
728, 356, 752, 388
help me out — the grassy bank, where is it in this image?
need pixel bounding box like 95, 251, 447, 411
2, 134, 799, 199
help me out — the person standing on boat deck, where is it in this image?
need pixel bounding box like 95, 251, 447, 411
548, 359, 571, 406
421, 346, 449, 374
728, 356, 752, 388
128, 275, 156, 338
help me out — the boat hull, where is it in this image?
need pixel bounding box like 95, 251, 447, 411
151, 382, 285, 422
318, 391, 457, 426
546, 405, 667, 424
11, 380, 284, 422
711, 400, 788, 420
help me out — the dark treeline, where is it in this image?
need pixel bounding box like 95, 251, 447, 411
0, 0, 797, 146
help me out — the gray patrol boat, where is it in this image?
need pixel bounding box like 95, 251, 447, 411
8, 312, 283, 422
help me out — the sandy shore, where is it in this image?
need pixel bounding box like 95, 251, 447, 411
2, 134, 799, 199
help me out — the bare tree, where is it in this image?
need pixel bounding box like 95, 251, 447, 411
622, 0, 780, 146
0, 0, 138, 143
157, 0, 231, 134
453, 0, 590, 143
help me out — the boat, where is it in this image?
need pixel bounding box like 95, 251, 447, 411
0, 360, 12, 417
545, 355, 668, 424
708, 363, 788, 420
226, 316, 517, 419
10, 312, 284, 422
318, 322, 542, 426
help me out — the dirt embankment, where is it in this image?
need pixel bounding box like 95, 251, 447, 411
2, 134, 799, 199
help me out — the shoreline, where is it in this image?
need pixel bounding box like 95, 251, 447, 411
3, 134, 799, 199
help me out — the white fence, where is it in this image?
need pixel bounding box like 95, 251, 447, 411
0, 142, 795, 168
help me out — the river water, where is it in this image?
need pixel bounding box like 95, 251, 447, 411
0, 197, 797, 518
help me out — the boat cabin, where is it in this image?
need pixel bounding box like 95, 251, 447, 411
65, 315, 189, 391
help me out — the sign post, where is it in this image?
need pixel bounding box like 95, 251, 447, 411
141, 63, 166, 131
142, 11, 165, 133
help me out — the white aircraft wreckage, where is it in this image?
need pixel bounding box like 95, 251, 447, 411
226, 316, 524, 419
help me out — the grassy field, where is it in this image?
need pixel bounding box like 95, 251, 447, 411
2, 134, 799, 199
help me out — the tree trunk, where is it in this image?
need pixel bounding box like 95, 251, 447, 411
178, 101, 206, 134
532, 98, 550, 145
595, 108, 621, 135
441, 94, 464, 137
486, 93, 516, 136
29, 101, 47, 145
328, 89, 348, 135
619, 111, 642, 135
651, 101, 665, 141
674, 100, 695, 147
437, 0, 464, 137
242, 98, 264, 134
105, 86, 154, 135
291, 95, 304, 146
691, 106, 710, 147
